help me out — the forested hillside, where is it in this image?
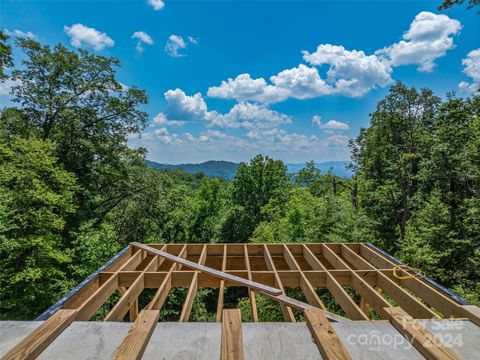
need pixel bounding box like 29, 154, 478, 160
0, 33, 478, 321
146, 160, 352, 179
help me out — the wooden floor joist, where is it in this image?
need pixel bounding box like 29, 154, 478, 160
384, 307, 462, 360
2, 309, 78, 360
113, 309, 160, 360
221, 309, 244, 360
263, 244, 296, 322
216, 244, 228, 321
304, 308, 352, 360
132, 242, 282, 296
11, 242, 478, 360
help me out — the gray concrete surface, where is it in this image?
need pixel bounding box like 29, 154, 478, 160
1, 319, 478, 359
38, 322, 131, 360
243, 323, 322, 360
0, 321, 43, 357
421, 320, 480, 360
142, 322, 221, 360
332, 320, 424, 360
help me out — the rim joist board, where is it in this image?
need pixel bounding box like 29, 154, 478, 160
4, 242, 478, 360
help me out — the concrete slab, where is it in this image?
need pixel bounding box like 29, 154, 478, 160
0, 321, 43, 357
332, 321, 425, 360
142, 322, 222, 360
1, 319, 479, 359
243, 323, 322, 360
421, 320, 480, 360
38, 322, 131, 360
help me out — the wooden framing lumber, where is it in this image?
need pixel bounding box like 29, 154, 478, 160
374, 271, 439, 319
460, 305, 480, 326
10, 242, 477, 360
384, 307, 461, 360
359, 244, 467, 319
216, 245, 228, 321
113, 309, 160, 360
302, 244, 368, 320
132, 242, 282, 296
244, 244, 259, 322
263, 244, 296, 322
221, 309, 244, 360
340, 244, 375, 270
2, 309, 78, 360
304, 308, 352, 360
322, 244, 350, 270
326, 272, 369, 320
339, 244, 438, 319
283, 245, 327, 311
146, 245, 187, 311
179, 245, 207, 322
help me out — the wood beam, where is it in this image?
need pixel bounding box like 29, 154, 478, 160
341, 244, 375, 270
350, 271, 392, 319
76, 273, 119, 321
132, 242, 282, 296
105, 274, 144, 321
384, 307, 461, 360
146, 245, 187, 311
303, 244, 328, 271
244, 244, 259, 322
375, 271, 439, 319
263, 244, 296, 322
216, 245, 227, 321
105, 252, 163, 322
304, 308, 352, 360
179, 245, 207, 322
112, 309, 159, 360
221, 309, 244, 360
326, 272, 369, 320
322, 244, 349, 270
283, 245, 327, 311
361, 244, 466, 318
303, 244, 367, 320
2, 310, 78, 360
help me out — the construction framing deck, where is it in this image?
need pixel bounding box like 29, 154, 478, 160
3, 242, 480, 360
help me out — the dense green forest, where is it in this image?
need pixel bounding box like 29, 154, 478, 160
0, 33, 479, 321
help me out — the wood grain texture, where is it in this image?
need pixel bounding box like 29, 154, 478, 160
384, 307, 461, 360
304, 308, 352, 360
2, 309, 78, 360
113, 309, 159, 360
221, 309, 244, 360
132, 242, 282, 296
460, 305, 480, 326
216, 245, 228, 322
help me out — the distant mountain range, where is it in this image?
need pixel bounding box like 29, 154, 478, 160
147, 160, 352, 179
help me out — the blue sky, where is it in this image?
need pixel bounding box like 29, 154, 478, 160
1, 0, 479, 163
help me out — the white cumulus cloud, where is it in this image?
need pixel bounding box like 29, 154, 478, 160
459, 49, 480, 93
376, 12, 461, 72
148, 0, 165, 10
207, 73, 288, 104
156, 89, 291, 130
64, 24, 114, 51
270, 64, 333, 99
303, 44, 393, 97
163, 88, 215, 121
210, 102, 292, 129
4, 29, 37, 39
165, 34, 197, 58
132, 31, 154, 53
312, 116, 350, 130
